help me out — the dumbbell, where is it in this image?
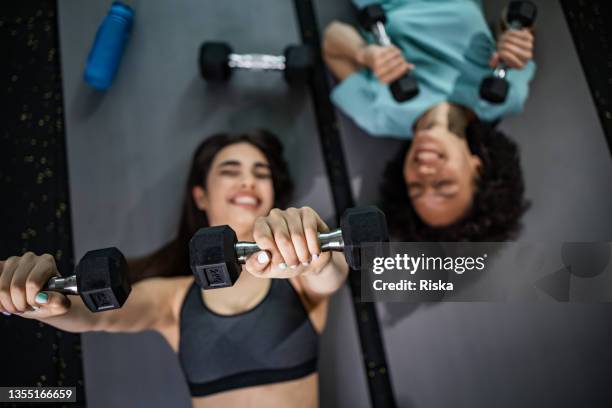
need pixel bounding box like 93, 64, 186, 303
44, 247, 131, 312
357, 4, 419, 102
189, 206, 388, 290
480, 0, 537, 104
199, 42, 314, 85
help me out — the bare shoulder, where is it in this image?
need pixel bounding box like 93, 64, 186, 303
132, 276, 193, 327
167, 276, 194, 319
154, 276, 193, 318
134, 276, 193, 351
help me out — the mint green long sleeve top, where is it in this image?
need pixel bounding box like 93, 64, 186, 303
331, 0, 536, 138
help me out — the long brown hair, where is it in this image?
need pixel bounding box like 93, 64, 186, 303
129, 129, 294, 283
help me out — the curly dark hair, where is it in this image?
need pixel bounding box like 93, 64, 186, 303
130, 129, 294, 282
380, 120, 529, 241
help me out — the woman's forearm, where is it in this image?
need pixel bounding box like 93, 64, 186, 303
37, 277, 173, 334
323, 21, 368, 67
38, 296, 105, 333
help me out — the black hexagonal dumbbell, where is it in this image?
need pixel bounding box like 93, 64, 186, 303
357, 4, 419, 102
199, 42, 314, 85
44, 247, 131, 312
189, 206, 389, 290
480, 0, 537, 104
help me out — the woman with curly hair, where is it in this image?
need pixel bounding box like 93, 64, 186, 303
380, 115, 529, 241
322, 0, 534, 239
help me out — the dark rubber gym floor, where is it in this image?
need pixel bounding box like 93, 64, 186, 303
57, 0, 612, 406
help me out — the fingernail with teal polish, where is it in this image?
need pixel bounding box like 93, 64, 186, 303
279, 263, 288, 269
35, 292, 49, 304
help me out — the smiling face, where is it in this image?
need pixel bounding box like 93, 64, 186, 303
404, 104, 482, 227
192, 142, 275, 239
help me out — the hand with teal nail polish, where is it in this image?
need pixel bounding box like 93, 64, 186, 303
0, 252, 70, 319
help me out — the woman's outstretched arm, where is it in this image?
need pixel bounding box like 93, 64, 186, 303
0, 253, 177, 334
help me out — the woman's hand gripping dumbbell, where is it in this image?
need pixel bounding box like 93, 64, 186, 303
357, 4, 419, 102
480, 0, 537, 104
189, 206, 388, 289
0, 248, 131, 318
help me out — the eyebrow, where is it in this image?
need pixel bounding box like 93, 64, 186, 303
253, 162, 271, 170
218, 160, 241, 167
408, 180, 456, 191
217, 160, 271, 169
409, 188, 458, 200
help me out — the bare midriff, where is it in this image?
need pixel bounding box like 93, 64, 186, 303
192, 372, 318, 408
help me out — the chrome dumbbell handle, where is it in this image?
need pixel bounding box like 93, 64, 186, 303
492, 65, 508, 79
228, 53, 286, 71
235, 229, 345, 263
43, 275, 78, 295
371, 21, 392, 47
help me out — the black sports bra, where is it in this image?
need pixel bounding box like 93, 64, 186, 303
178, 278, 319, 397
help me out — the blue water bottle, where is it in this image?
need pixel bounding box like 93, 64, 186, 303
84, 2, 134, 90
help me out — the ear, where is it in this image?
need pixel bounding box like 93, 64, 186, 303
470, 154, 483, 173
192, 185, 208, 211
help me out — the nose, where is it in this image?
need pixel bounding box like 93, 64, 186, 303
240, 173, 256, 189
415, 151, 441, 176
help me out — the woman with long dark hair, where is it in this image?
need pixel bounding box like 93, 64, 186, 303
0, 129, 348, 407
129, 129, 296, 283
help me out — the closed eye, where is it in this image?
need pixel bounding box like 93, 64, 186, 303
435, 180, 458, 197
253, 162, 272, 179
220, 169, 240, 177
407, 182, 423, 198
